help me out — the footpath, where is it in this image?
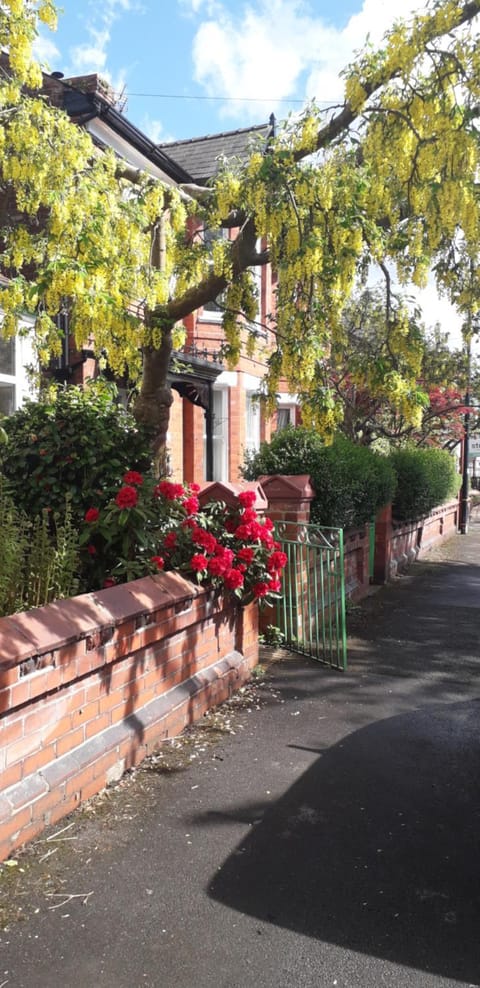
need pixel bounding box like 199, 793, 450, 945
1, 524, 480, 988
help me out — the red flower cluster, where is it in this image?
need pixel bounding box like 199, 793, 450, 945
191, 553, 208, 572
183, 495, 199, 516
150, 555, 165, 570
115, 485, 138, 509
238, 489, 257, 508
123, 470, 144, 486
164, 532, 177, 550
224, 568, 244, 590
268, 550, 288, 572
192, 527, 217, 554
154, 480, 185, 501
84, 507, 100, 523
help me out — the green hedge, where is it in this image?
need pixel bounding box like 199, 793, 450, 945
243, 427, 396, 529
0, 381, 153, 525
389, 447, 461, 521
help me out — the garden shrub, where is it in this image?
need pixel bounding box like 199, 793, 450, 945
0, 481, 80, 616
0, 380, 153, 525
243, 427, 396, 529
389, 447, 461, 521
81, 473, 287, 603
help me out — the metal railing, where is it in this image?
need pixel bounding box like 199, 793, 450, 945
275, 521, 347, 671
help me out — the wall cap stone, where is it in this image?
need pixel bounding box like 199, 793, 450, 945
258, 474, 315, 501
199, 480, 267, 511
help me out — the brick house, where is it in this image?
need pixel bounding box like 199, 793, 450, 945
157, 125, 300, 484
3, 69, 301, 483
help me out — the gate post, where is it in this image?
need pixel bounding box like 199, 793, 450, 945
373, 502, 393, 584
257, 475, 315, 636
258, 474, 315, 530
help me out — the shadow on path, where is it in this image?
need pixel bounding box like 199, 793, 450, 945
201, 697, 480, 984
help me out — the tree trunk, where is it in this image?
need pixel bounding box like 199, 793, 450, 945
133, 323, 174, 478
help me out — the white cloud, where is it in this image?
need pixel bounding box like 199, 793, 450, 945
190, 0, 431, 121
32, 33, 60, 69
68, 0, 143, 77
140, 114, 175, 144
178, 0, 222, 15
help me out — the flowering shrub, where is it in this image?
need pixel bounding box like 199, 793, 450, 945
80, 473, 287, 605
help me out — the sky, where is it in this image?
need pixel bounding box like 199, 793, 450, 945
33, 0, 465, 341
35, 0, 430, 143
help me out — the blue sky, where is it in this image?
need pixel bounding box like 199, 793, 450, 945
35, 0, 429, 143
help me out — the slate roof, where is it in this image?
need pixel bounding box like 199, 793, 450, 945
158, 122, 274, 185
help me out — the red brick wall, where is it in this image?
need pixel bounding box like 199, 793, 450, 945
343, 527, 370, 601
0, 575, 258, 862
374, 500, 459, 582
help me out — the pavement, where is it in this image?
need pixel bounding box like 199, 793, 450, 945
1, 523, 480, 988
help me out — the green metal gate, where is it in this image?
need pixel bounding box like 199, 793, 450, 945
275, 521, 347, 670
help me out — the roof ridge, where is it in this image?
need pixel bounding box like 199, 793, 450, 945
158, 123, 268, 149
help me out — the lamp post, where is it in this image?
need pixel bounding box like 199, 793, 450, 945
459, 377, 470, 534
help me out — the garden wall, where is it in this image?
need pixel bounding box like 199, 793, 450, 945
0, 574, 258, 862
374, 499, 459, 582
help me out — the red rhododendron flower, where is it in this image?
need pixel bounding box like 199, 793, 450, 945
189, 483, 201, 494
191, 553, 208, 571
241, 507, 258, 523
103, 577, 116, 588
214, 546, 234, 566
237, 546, 254, 564
123, 470, 144, 486
183, 496, 199, 515
164, 532, 177, 550
182, 517, 197, 530
268, 577, 282, 592
263, 517, 274, 531
234, 523, 253, 541
236, 563, 247, 574
87, 544, 96, 555
84, 507, 100, 523
253, 581, 270, 598
115, 485, 138, 509
268, 550, 288, 571
192, 528, 217, 554
259, 528, 274, 548
223, 568, 244, 590
238, 490, 257, 508
207, 557, 228, 577
151, 555, 165, 570
155, 480, 185, 500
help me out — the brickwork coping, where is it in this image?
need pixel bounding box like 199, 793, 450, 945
198, 480, 268, 512
0, 572, 198, 665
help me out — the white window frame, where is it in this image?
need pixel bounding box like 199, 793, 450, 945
211, 385, 229, 481
243, 373, 262, 456
0, 315, 36, 416
203, 372, 236, 482
275, 392, 299, 432
199, 227, 228, 323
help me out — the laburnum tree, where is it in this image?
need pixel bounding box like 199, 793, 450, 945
313, 289, 478, 448
1, 0, 480, 471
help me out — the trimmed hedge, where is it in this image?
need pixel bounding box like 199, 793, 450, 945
243, 427, 396, 529
389, 447, 461, 521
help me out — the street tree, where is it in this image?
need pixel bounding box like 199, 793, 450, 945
311, 289, 476, 448
1, 0, 480, 470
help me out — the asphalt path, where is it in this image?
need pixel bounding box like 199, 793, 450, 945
1, 524, 480, 988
